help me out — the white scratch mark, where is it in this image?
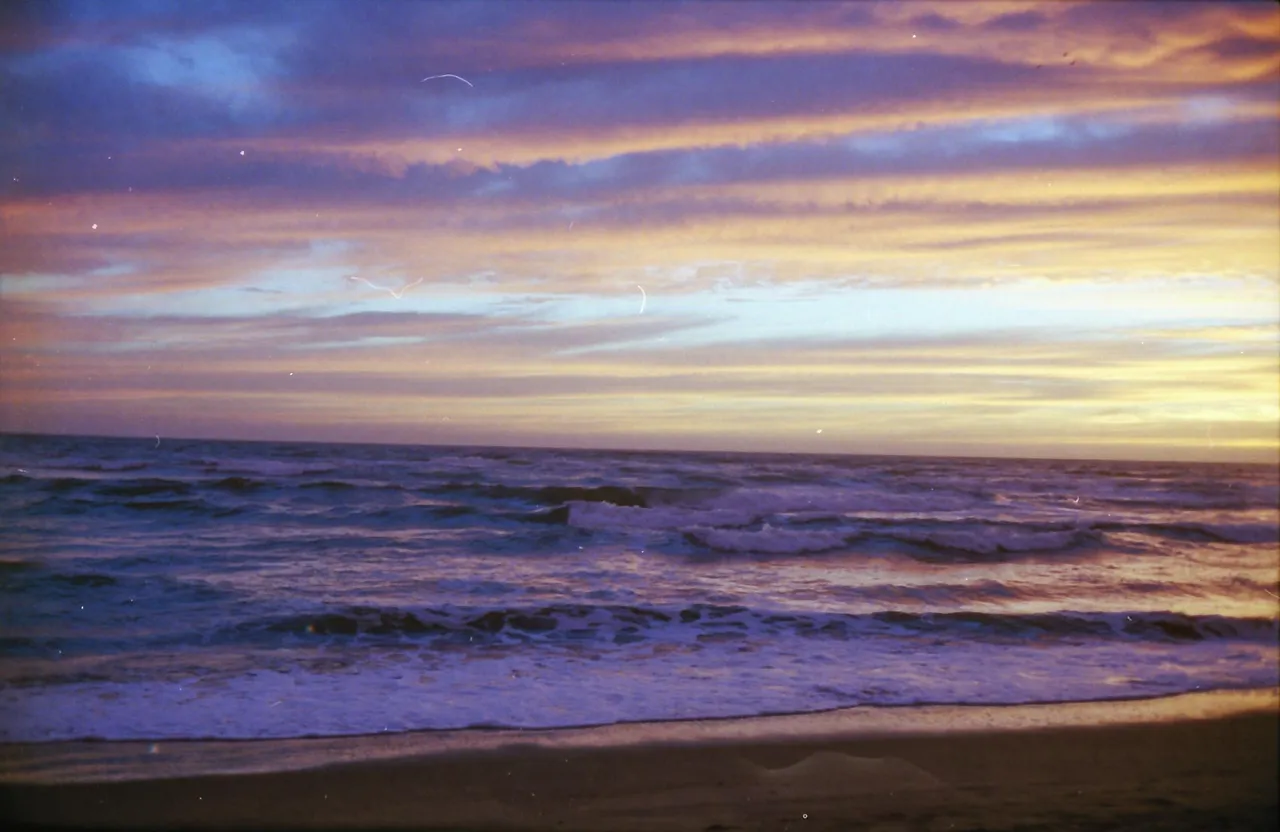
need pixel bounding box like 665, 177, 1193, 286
422, 74, 474, 87
636, 284, 647, 314
347, 275, 424, 299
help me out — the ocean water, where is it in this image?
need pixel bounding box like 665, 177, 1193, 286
0, 433, 1276, 742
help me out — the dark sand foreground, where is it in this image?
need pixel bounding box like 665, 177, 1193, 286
3, 691, 1276, 831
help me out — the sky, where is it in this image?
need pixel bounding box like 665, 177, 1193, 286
1, 0, 1277, 462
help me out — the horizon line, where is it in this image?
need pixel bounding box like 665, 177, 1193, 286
2, 429, 1274, 469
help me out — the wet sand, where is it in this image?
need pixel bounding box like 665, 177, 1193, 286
3, 691, 1276, 831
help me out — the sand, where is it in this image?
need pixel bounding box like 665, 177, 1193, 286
3, 690, 1276, 831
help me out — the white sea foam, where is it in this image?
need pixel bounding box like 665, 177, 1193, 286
1, 636, 1274, 742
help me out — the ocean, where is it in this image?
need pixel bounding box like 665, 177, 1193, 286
1, 433, 1276, 742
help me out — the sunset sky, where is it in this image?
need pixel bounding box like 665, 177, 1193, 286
2, 0, 1277, 461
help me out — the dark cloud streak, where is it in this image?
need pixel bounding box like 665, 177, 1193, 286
9, 110, 1274, 206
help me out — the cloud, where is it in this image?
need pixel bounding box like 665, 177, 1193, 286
985, 10, 1049, 33
5, 315, 1274, 460
2, 0, 1276, 460
7, 107, 1275, 224
6, 0, 1276, 171
909, 12, 962, 33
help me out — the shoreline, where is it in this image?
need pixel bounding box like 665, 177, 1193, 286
3, 689, 1276, 830
1, 688, 1274, 784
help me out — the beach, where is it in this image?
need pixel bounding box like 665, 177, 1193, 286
4, 690, 1276, 830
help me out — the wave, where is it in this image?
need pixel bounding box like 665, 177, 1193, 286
827, 579, 1029, 606
48, 573, 119, 587
209, 475, 266, 492
366, 502, 479, 522
35, 458, 150, 473
44, 476, 95, 492
675, 519, 1099, 561
235, 603, 1279, 647
556, 498, 1268, 559
704, 485, 980, 516
204, 459, 337, 477
121, 498, 213, 513
571, 501, 756, 531
6, 466, 1271, 561
95, 479, 194, 498
551, 495, 1094, 559
298, 480, 360, 491
685, 524, 852, 555
425, 482, 705, 509
883, 525, 1100, 559
1100, 520, 1280, 545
